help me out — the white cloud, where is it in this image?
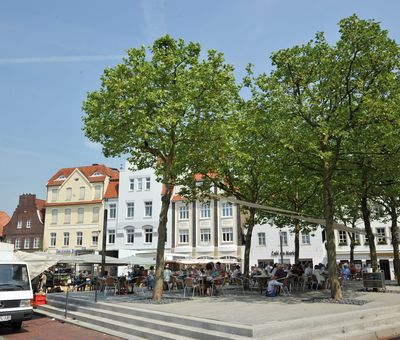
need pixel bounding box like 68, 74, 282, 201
0, 55, 124, 65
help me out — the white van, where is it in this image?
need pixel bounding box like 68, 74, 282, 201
0, 261, 33, 330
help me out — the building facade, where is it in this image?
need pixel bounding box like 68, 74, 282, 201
43, 164, 119, 254
3, 194, 45, 251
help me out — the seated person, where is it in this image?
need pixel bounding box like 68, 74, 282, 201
312, 265, 326, 288
275, 264, 286, 280
266, 276, 283, 297
230, 265, 242, 283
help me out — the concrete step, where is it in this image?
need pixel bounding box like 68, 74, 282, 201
35, 308, 143, 340
45, 294, 253, 338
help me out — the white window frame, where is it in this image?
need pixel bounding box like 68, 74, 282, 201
50, 233, 56, 247
129, 178, 135, 191
222, 227, 233, 242
15, 238, 20, 249
222, 202, 233, 217
79, 186, 85, 200
338, 230, 347, 245
126, 228, 135, 244
76, 232, 83, 246
94, 185, 102, 199
280, 231, 288, 246
137, 178, 143, 191
33, 237, 40, 249
200, 202, 211, 219
200, 228, 211, 245
92, 232, 99, 246
179, 206, 189, 220
66, 187, 72, 201
144, 227, 153, 243
376, 227, 387, 244
92, 207, 100, 223
179, 229, 189, 244
26, 220, 32, 228
17, 220, 22, 229
258, 232, 266, 246
63, 232, 70, 246
77, 208, 84, 223
126, 202, 134, 218
144, 201, 152, 217
24, 238, 30, 249
64, 209, 71, 224
108, 229, 116, 244
145, 177, 151, 190
301, 231, 310, 244
109, 203, 117, 219
51, 189, 58, 202
51, 209, 58, 224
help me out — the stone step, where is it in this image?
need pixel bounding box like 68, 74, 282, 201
38, 301, 250, 340
45, 294, 253, 338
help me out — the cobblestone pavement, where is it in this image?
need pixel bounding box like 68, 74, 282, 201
0, 314, 122, 340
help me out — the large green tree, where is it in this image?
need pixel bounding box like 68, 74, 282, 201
82, 35, 238, 301
262, 15, 399, 300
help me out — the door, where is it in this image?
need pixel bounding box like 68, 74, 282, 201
379, 259, 391, 280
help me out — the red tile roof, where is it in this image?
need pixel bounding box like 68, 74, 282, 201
0, 211, 11, 237
47, 164, 119, 187
104, 179, 119, 199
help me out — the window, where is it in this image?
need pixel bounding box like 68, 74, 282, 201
24, 238, 30, 249
92, 232, 98, 246
26, 220, 31, 228
179, 206, 189, 220
92, 207, 100, 222
108, 230, 115, 244
364, 234, 369, 245
222, 202, 233, 217
63, 232, 70, 246
200, 228, 211, 245
200, 203, 211, 219
137, 178, 143, 191
79, 187, 85, 200
33, 237, 40, 249
353, 233, 360, 245
66, 187, 72, 201
15, 238, 20, 249
179, 229, 189, 244
64, 209, 71, 224
129, 178, 135, 191
91, 171, 102, 177
94, 185, 102, 199
127, 202, 134, 218
126, 228, 134, 244
258, 232, 266, 246
338, 230, 347, 245
144, 227, 153, 243
76, 232, 83, 246
77, 208, 84, 223
50, 233, 56, 247
222, 227, 233, 242
109, 203, 117, 219
280, 231, 288, 246
51, 209, 58, 224
301, 231, 310, 244
144, 201, 152, 217
56, 175, 66, 181
145, 177, 151, 190
376, 228, 387, 244
17, 220, 22, 229
51, 189, 58, 202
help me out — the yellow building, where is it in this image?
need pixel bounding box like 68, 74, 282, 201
43, 164, 119, 254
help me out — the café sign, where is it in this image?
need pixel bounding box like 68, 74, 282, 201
271, 250, 295, 256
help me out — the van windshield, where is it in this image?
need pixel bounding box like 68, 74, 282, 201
0, 264, 30, 291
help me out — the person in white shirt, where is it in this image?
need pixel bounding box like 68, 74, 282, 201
304, 263, 313, 277
312, 265, 326, 288
266, 275, 283, 297
163, 265, 172, 290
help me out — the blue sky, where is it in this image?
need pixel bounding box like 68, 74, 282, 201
1, 1, 399, 215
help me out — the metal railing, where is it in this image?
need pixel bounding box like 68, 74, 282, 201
64, 281, 98, 319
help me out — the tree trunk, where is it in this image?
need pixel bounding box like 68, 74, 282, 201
243, 208, 256, 279
152, 182, 174, 301
323, 158, 342, 300
360, 195, 378, 272
389, 200, 400, 285
349, 237, 355, 265
294, 221, 300, 264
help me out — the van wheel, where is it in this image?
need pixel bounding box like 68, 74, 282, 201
12, 321, 22, 330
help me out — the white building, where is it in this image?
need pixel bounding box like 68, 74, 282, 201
106, 163, 171, 260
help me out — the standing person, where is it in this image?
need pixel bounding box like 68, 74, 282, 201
147, 266, 155, 290
38, 272, 47, 293
163, 265, 172, 290
342, 264, 351, 284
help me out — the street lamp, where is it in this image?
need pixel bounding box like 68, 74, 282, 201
279, 231, 284, 264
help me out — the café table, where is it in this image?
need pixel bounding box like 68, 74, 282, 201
253, 275, 271, 294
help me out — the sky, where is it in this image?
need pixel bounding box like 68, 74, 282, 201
1, 0, 400, 216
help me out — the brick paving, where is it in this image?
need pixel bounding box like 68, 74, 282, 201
0, 313, 122, 340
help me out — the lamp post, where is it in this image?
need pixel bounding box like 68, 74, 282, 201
101, 205, 108, 277
279, 231, 284, 264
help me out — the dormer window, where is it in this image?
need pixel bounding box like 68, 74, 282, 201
56, 175, 66, 181
91, 171, 103, 177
